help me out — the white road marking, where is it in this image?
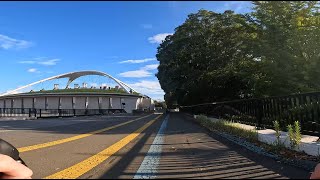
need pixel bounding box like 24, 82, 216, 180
0, 129, 14, 133
134, 114, 169, 179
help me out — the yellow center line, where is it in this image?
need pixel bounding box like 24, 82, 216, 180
44, 115, 162, 179
18, 114, 154, 153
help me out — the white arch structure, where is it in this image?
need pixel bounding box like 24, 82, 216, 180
0, 70, 139, 96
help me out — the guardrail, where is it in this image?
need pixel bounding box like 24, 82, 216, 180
0, 108, 126, 118
180, 92, 320, 136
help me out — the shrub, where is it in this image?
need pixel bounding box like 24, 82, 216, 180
287, 124, 295, 149
286, 121, 302, 150
195, 115, 258, 142
293, 121, 302, 149
273, 120, 281, 146
196, 114, 207, 122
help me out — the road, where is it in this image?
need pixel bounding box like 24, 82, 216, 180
0, 113, 312, 179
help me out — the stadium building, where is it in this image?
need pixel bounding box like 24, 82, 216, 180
0, 70, 155, 117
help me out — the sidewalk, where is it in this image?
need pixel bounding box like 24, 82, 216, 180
155, 113, 310, 179
195, 115, 320, 157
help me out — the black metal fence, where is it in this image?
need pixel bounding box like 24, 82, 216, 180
180, 92, 320, 137
0, 108, 126, 118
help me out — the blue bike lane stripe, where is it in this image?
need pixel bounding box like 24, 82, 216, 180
133, 114, 169, 179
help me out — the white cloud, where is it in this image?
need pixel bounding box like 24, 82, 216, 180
223, 1, 251, 12
142, 64, 159, 71
28, 68, 38, 73
141, 24, 153, 29
148, 33, 173, 44
38, 59, 60, 66
119, 63, 159, 78
0, 34, 32, 50
19, 60, 36, 64
119, 58, 156, 64
129, 80, 162, 91
128, 80, 165, 100
19, 58, 60, 66
119, 70, 152, 78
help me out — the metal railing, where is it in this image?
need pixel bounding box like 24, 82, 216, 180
0, 108, 126, 118
180, 92, 320, 136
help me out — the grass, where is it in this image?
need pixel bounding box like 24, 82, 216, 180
195, 115, 258, 142
23, 88, 140, 95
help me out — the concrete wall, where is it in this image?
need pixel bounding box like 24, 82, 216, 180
111, 97, 121, 109
13, 99, 22, 109
123, 97, 139, 113
88, 97, 99, 109
24, 98, 33, 108
61, 97, 73, 109
109, 97, 113, 108
136, 98, 143, 110
5, 99, 12, 108
34, 97, 46, 109
74, 97, 86, 109
143, 98, 151, 109
0, 99, 4, 108
150, 99, 155, 110
47, 97, 59, 109
101, 97, 110, 109
136, 97, 155, 111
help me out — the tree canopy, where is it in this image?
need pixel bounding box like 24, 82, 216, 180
156, 1, 320, 107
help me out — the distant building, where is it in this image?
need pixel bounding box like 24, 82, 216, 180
0, 70, 155, 114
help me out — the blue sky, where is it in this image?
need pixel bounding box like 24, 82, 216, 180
0, 1, 253, 100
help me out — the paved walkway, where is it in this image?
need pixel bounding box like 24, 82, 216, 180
154, 113, 311, 179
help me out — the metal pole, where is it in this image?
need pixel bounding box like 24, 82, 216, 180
257, 99, 263, 129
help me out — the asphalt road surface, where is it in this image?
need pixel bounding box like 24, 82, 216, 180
0, 113, 312, 179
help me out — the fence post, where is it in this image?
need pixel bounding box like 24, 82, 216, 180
58, 109, 62, 117
39, 109, 42, 118
34, 109, 37, 118
73, 109, 76, 116
256, 99, 263, 129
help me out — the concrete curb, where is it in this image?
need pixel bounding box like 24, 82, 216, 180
0, 117, 37, 120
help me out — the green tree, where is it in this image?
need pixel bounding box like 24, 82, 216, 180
251, 1, 320, 97
154, 100, 167, 109
156, 10, 259, 105
157, 1, 320, 106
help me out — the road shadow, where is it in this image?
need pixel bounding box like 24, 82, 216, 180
96, 112, 310, 179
